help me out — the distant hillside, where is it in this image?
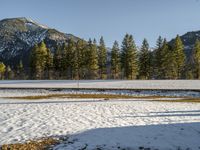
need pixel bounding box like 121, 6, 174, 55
169, 31, 200, 62
0, 17, 81, 67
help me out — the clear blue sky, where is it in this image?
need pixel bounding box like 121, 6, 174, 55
1, 0, 200, 47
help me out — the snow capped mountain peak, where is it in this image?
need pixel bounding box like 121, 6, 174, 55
24, 18, 50, 29
19, 17, 50, 29
0, 17, 81, 67
0, 17, 50, 30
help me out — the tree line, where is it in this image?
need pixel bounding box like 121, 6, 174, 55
1, 34, 200, 80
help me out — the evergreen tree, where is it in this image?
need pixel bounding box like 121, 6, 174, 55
30, 44, 38, 79
65, 39, 76, 79
111, 41, 121, 79
160, 39, 168, 78
45, 48, 53, 79
19, 60, 24, 78
60, 43, 67, 78
159, 39, 168, 79
154, 36, 164, 79
139, 39, 151, 79
98, 36, 107, 79
148, 51, 154, 79
76, 39, 87, 79
61, 43, 69, 78
30, 41, 48, 79
16, 60, 25, 79
53, 45, 63, 78
60, 40, 76, 79
0, 62, 6, 80
184, 62, 194, 79
5, 65, 13, 79
153, 37, 177, 79
173, 35, 185, 78
161, 40, 178, 79
36, 41, 48, 79
121, 34, 138, 79
193, 39, 200, 79
85, 39, 99, 79
72, 41, 79, 80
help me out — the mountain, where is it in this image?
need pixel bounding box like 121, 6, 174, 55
169, 31, 200, 62
0, 17, 81, 67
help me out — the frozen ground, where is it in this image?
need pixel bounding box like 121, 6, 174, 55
1, 80, 200, 90
0, 89, 200, 149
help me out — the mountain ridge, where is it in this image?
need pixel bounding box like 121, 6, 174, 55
0, 17, 81, 67
169, 30, 200, 63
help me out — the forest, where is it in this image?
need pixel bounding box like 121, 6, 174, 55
0, 34, 200, 80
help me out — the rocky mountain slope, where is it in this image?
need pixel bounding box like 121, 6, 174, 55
169, 31, 200, 62
0, 17, 80, 67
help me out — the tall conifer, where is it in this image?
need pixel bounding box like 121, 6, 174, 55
121, 34, 138, 79
98, 36, 107, 79
111, 41, 121, 79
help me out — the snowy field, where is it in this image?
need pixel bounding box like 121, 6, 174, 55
1, 80, 200, 90
0, 89, 200, 150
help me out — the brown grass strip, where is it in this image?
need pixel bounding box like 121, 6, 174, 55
5, 94, 169, 100
1, 138, 59, 150
151, 98, 200, 103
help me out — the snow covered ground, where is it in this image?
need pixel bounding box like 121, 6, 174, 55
0, 89, 200, 150
1, 80, 200, 90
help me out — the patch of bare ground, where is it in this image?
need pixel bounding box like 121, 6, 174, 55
1, 138, 59, 150
4, 94, 171, 100
152, 98, 200, 103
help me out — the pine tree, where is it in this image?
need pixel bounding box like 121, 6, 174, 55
45, 48, 53, 79
161, 40, 178, 79
159, 39, 167, 79
16, 60, 25, 79
160, 39, 169, 79
154, 36, 164, 79
139, 39, 151, 79
63, 42, 70, 79
193, 39, 200, 79
72, 41, 79, 80
66, 39, 76, 79
5, 65, 13, 79
60, 40, 76, 79
86, 39, 99, 79
148, 51, 154, 79
0, 62, 6, 80
121, 34, 138, 79
98, 36, 107, 79
165, 47, 178, 79
173, 35, 185, 78
30, 41, 48, 79
111, 41, 121, 79
76, 39, 87, 79
184, 62, 194, 79
36, 41, 48, 79
30, 44, 38, 79
53, 45, 63, 78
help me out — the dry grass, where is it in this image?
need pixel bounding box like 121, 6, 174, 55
6, 93, 198, 102
152, 98, 200, 103
5, 93, 169, 100
1, 138, 59, 150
